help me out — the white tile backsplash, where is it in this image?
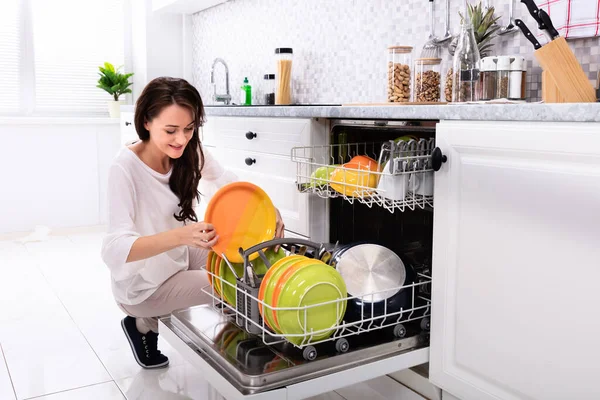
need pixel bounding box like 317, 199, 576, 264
192, 0, 600, 104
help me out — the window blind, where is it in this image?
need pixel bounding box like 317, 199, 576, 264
31, 0, 125, 116
0, 1, 21, 114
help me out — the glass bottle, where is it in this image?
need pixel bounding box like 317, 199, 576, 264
452, 0, 481, 102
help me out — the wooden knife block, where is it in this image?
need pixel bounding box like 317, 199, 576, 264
535, 37, 596, 103
542, 71, 566, 103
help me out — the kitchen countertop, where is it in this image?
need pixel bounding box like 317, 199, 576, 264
122, 102, 600, 122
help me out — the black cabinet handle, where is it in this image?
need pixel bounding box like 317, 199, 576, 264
245, 157, 256, 166
245, 131, 257, 140
125, 121, 132, 126
431, 147, 447, 171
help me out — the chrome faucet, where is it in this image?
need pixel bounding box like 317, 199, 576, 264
210, 58, 232, 105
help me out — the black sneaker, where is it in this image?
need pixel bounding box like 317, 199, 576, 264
121, 316, 169, 369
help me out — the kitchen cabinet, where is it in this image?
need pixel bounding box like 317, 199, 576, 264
119, 111, 137, 145
429, 120, 600, 400
202, 116, 329, 242
153, 0, 228, 14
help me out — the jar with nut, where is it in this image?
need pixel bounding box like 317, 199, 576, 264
387, 46, 413, 103
443, 54, 453, 102
414, 58, 442, 103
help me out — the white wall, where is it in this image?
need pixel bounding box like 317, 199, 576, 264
130, 0, 189, 101
0, 120, 121, 234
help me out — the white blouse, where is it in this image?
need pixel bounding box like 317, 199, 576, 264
100, 146, 236, 305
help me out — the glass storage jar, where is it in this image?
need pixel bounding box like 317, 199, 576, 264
496, 56, 512, 99
263, 74, 275, 105
443, 53, 454, 102
509, 56, 526, 100
479, 56, 498, 101
413, 58, 442, 103
275, 48, 293, 105
387, 46, 413, 102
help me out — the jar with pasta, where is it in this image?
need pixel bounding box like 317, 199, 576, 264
387, 46, 413, 103
413, 58, 442, 103
275, 48, 293, 105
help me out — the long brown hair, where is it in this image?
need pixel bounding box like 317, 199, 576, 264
134, 77, 205, 223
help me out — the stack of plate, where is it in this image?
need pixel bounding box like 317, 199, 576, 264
204, 181, 283, 305
206, 248, 286, 306
258, 255, 347, 345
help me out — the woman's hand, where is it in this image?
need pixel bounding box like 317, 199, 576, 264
274, 208, 285, 252
176, 222, 218, 249
275, 208, 285, 239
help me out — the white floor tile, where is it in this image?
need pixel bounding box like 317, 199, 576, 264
0, 315, 111, 399
335, 376, 425, 400
78, 313, 186, 381
28, 382, 125, 400
307, 392, 346, 400
116, 363, 224, 400
0, 345, 16, 400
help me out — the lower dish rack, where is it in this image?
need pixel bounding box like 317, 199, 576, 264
203, 238, 432, 361
291, 139, 435, 213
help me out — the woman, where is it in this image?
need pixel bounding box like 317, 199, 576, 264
101, 77, 284, 369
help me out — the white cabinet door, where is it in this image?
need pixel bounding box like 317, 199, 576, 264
430, 120, 600, 400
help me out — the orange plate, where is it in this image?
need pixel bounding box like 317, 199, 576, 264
205, 182, 277, 264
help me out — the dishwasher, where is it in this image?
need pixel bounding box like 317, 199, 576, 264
159, 119, 439, 400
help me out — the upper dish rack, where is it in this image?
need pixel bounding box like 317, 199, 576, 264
291, 139, 435, 213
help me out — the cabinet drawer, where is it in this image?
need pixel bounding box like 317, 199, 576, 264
218, 148, 296, 180
120, 111, 137, 145
202, 116, 313, 156
229, 167, 307, 236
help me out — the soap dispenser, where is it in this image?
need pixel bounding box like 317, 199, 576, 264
241, 77, 252, 105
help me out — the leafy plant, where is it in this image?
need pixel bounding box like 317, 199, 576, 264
459, 2, 501, 58
97, 62, 134, 101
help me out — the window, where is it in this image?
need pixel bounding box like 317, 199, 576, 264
0, 1, 21, 114
0, 0, 126, 117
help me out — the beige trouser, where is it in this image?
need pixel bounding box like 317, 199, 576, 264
118, 248, 211, 334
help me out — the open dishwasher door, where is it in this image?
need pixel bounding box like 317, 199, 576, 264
160, 305, 429, 400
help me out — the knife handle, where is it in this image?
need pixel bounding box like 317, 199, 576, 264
538, 9, 560, 39
516, 19, 542, 50
520, 0, 544, 26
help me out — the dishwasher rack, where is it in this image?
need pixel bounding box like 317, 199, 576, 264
291, 139, 435, 213
203, 238, 432, 361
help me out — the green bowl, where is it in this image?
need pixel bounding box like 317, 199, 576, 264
253, 248, 286, 276
220, 258, 244, 306
220, 248, 286, 307
276, 263, 347, 346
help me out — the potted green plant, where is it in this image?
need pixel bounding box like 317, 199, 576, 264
97, 62, 134, 118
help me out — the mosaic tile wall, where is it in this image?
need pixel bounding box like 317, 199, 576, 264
191, 0, 600, 105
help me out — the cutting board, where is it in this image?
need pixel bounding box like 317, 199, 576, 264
342, 102, 447, 106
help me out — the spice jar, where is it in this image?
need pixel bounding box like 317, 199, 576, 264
509, 56, 526, 100
443, 54, 454, 102
263, 74, 275, 105
414, 58, 442, 103
479, 56, 498, 101
387, 46, 413, 102
275, 48, 293, 105
496, 56, 512, 99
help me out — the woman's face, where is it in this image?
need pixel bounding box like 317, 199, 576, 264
144, 104, 195, 159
